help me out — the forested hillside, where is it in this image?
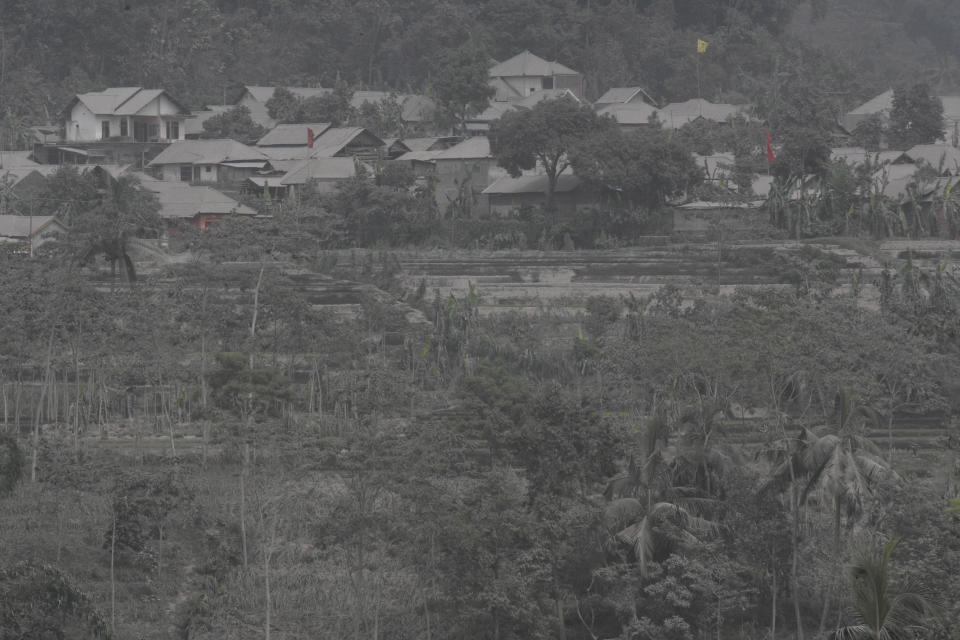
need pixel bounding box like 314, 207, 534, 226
3, 0, 960, 144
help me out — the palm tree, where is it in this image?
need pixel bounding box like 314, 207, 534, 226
831, 537, 935, 640
768, 391, 896, 554
604, 497, 719, 576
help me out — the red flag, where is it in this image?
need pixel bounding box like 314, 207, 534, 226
307, 127, 315, 148
765, 128, 775, 163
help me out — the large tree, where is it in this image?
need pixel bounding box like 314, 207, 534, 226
489, 95, 614, 211
200, 105, 267, 145
431, 45, 495, 135
570, 123, 703, 208
887, 83, 944, 149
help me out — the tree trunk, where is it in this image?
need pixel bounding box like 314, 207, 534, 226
770, 546, 777, 640
240, 442, 249, 570
789, 467, 804, 640
264, 539, 271, 640
110, 511, 117, 636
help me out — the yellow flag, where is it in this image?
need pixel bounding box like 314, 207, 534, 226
697, 38, 709, 53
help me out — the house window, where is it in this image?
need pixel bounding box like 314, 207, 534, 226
205, 166, 212, 172
180, 166, 192, 181
542, 77, 554, 89
148, 124, 160, 140
166, 121, 180, 140
120, 119, 128, 137
102, 121, 110, 139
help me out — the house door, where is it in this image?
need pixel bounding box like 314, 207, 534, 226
134, 121, 148, 142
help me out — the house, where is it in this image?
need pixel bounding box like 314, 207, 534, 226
1, 165, 60, 195
481, 174, 590, 216
308, 127, 386, 164
0, 215, 66, 249
465, 102, 517, 136
594, 86, 657, 109
139, 176, 256, 231
256, 123, 333, 148
392, 150, 442, 178
893, 144, 960, 175
596, 102, 660, 132
489, 51, 583, 102
432, 136, 507, 214
400, 137, 461, 152
147, 139, 272, 186
275, 157, 368, 199
381, 138, 412, 160
60, 87, 189, 143
842, 89, 960, 140
512, 89, 580, 110
656, 99, 747, 128
237, 86, 331, 128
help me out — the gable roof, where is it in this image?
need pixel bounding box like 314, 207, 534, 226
830, 147, 901, 166
147, 139, 271, 167
895, 144, 960, 173
394, 150, 442, 163
66, 87, 189, 118
280, 157, 362, 185
309, 127, 385, 158
432, 136, 491, 161
597, 102, 659, 125
0, 215, 63, 238
657, 99, 746, 126
257, 123, 332, 147
489, 51, 579, 78
594, 86, 655, 106
259, 146, 316, 162
401, 137, 460, 152
243, 86, 330, 103
482, 173, 581, 195
140, 179, 256, 218
514, 89, 579, 109
0, 151, 39, 168
848, 89, 894, 117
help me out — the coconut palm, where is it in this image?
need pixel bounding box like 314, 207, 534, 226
604, 497, 719, 576
831, 537, 935, 640
768, 391, 896, 553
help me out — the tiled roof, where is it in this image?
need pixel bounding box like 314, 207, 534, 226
257, 123, 332, 147
140, 180, 256, 218
432, 136, 491, 160
147, 139, 271, 166
0, 215, 62, 238
897, 144, 960, 173
308, 127, 385, 158
489, 51, 579, 77
514, 89, 579, 109
594, 87, 650, 106
597, 102, 659, 125
657, 99, 747, 126
280, 157, 361, 184
71, 87, 189, 116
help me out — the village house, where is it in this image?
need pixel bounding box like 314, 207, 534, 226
432, 136, 507, 215
481, 174, 590, 216
841, 89, 960, 141
0, 215, 66, 251
656, 99, 748, 129
256, 123, 333, 149
593, 86, 657, 109
596, 102, 660, 132
33, 87, 191, 166
350, 91, 436, 127
147, 139, 273, 186
276, 157, 369, 199
307, 127, 386, 164
138, 174, 256, 231
489, 51, 584, 102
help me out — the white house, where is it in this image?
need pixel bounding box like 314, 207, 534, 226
147, 139, 272, 185
489, 51, 583, 102
60, 87, 190, 143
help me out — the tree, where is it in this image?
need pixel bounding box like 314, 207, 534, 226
831, 537, 936, 640
432, 45, 495, 135
200, 105, 268, 145
570, 124, 703, 208
888, 84, 944, 149
265, 87, 301, 124
851, 114, 885, 152
0, 562, 111, 639
490, 96, 614, 211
